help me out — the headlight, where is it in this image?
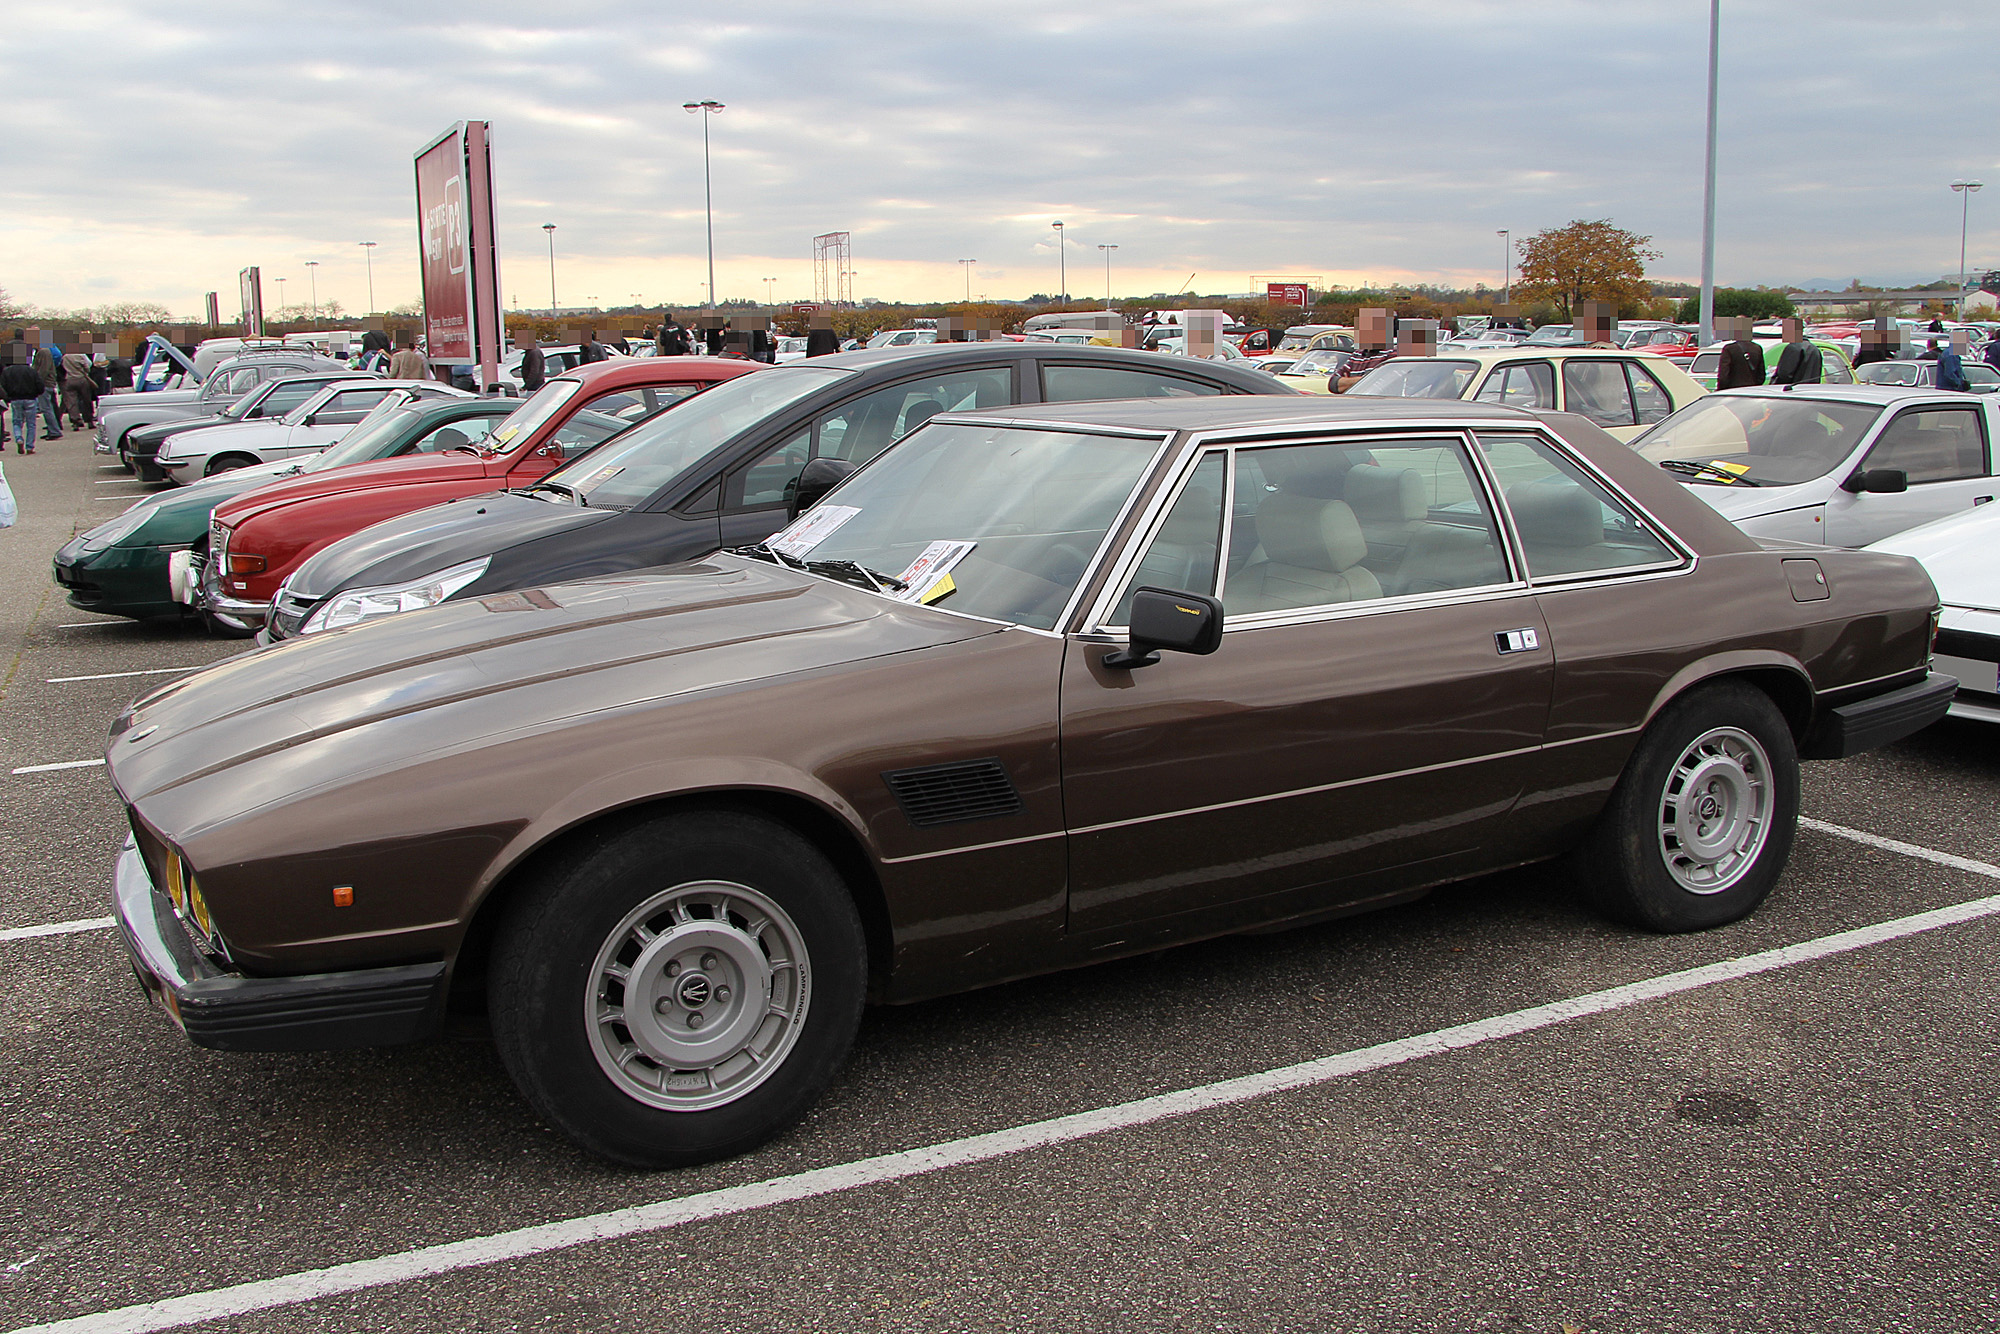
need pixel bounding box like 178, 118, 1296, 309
299, 557, 491, 635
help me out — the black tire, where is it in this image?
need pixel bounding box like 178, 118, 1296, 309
204, 453, 257, 477
118, 441, 134, 473
1573, 681, 1800, 933
488, 808, 867, 1168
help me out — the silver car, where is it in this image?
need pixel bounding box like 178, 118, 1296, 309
96, 351, 348, 457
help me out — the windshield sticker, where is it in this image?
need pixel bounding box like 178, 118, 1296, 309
916, 572, 957, 606
581, 465, 625, 489
1709, 460, 1750, 475
769, 504, 860, 557
893, 539, 977, 602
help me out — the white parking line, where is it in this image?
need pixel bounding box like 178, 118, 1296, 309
47, 667, 198, 683
0, 917, 114, 944
11, 817, 1996, 1334
56, 622, 123, 629
9, 759, 105, 775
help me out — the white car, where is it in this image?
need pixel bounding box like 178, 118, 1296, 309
1869, 504, 2000, 723
1634, 385, 1999, 547
154, 382, 463, 482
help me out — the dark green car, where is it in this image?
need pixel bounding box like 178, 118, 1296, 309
54, 398, 515, 623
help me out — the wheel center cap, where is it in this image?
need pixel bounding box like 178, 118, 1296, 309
1697, 794, 1723, 821
677, 973, 712, 1008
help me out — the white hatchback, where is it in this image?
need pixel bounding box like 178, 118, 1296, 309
1634, 385, 1999, 548
155, 382, 464, 482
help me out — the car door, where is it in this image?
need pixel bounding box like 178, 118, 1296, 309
1823, 402, 1997, 546
1058, 433, 1552, 949
282, 385, 402, 456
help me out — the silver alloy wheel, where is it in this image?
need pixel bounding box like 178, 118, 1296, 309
1656, 725, 1772, 895
584, 879, 812, 1112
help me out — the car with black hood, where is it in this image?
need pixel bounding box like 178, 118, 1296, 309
263, 343, 1290, 640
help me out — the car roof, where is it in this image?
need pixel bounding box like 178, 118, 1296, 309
545, 355, 757, 390
1705, 384, 1985, 407
934, 393, 1542, 435
792, 340, 1276, 379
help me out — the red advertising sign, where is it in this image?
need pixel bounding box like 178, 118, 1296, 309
790, 303, 824, 313
414, 122, 505, 384
1266, 283, 1309, 308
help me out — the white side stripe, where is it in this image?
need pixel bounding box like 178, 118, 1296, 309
12, 817, 1996, 1334
47, 667, 198, 683
0, 917, 115, 943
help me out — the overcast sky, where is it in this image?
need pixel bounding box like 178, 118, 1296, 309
6, 1, 1997, 318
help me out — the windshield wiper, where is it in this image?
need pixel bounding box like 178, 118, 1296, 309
729, 541, 808, 571
1655, 458, 1761, 487
530, 480, 588, 506
804, 559, 908, 594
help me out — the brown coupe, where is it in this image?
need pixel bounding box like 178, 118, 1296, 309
107, 396, 1952, 1166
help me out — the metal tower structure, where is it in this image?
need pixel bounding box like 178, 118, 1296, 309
813, 231, 853, 307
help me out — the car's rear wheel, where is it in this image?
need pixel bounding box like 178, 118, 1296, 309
1574, 681, 1799, 932
204, 453, 257, 476
489, 808, 866, 1168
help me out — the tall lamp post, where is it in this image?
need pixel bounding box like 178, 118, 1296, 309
958, 259, 977, 302
1097, 244, 1118, 309
305, 260, 320, 324
765, 277, 777, 305
275, 277, 287, 315
683, 100, 725, 310
1052, 221, 1066, 303
357, 241, 377, 315
542, 223, 558, 315
1697, 0, 1721, 347
1497, 230, 1510, 304
1952, 180, 1983, 317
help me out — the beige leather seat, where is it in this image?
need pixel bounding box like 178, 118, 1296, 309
1508, 480, 1637, 577
1388, 522, 1506, 596
1342, 465, 1427, 573
1228, 495, 1381, 613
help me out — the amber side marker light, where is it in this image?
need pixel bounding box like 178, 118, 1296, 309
332, 886, 354, 908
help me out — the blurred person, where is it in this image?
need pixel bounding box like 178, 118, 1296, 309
4, 356, 45, 453
1770, 320, 1822, 386
1937, 336, 1970, 391
1917, 340, 1941, 361
1927, 315, 1945, 333
32, 346, 62, 439
89, 353, 112, 400
656, 314, 691, 356
356, 330, 392, 374
516, 333, 545, 392
576, 331, 605, 365
1984, 335, 2000, 371
805, 315, 839, 358
61, 350, 95, 426
1852, 319, 1896, 368
1715, 319, 1765, 389
387, 339, 430, 380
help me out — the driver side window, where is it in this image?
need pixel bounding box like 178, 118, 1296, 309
1862, 408, 1988, 484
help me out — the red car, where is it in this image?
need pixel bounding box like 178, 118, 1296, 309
194, 358, 759, 632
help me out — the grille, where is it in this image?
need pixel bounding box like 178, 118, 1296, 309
882, 758, 1023, 828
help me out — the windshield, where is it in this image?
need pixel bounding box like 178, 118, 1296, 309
1523, 326, 1574, 345
483, 379, 583, 451
279, 387, 340, 426
1291, 349, 1346, 371
541, 365, 853, 510
305, 404, 424, 471
1348, 359, 1480, 398
1857, 362, 1924, 386
756, 422, 1162, 630
1635, 396, 1885, 486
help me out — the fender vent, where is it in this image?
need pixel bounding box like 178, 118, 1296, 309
883, 758, 1023, 828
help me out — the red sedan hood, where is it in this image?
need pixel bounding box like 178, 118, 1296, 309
213, 451, 504, 528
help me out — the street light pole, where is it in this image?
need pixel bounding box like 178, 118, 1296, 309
542, 224, 558, 315
275, 277, 286, 315
305, 260, 320, 324
683, 101, 725, 310
765, 277, 777, 305
357, 242, 377, 315
1097, 244, 1117, 309
958, 259, 976, 302
1698, 0, 1721, 347
1052, 221, 1065, 303
1497, 230, 1510, 304
1952, 180, 1984, 317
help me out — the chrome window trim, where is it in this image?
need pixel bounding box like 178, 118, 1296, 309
1077, 437, 1227, 631
1474, 426, 1698, 574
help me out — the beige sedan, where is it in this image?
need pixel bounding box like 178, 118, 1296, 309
1280, 348, 1707, 442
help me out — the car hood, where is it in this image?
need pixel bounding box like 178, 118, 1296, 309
103, 399, 215, 429
1867, 505, 2000, 608
106, 556, 999, 812
286, 490, 613, 598
1675, 477, 1826, 524
214, 452, 501, 528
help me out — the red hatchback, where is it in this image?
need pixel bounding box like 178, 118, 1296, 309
195, 358, 759, 631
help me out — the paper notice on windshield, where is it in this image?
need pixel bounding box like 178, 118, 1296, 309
893, 540, 977, 602
1709, 460, 1750, 475
769, 505, 860, 558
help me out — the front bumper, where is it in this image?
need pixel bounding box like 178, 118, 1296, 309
1933, 617, 2000, 724
1799, 672, 1958, 759
114, 839, 447, 1052
52, 545, 181, 620
183, 551, 270, 630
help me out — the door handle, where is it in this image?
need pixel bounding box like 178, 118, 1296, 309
1975, 496, 1994, 506
1495, 628, 1541, 654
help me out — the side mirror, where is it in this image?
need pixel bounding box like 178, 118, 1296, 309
1842, 467, 1908, 495
1102, 587, 1224, 670
787, 456, 857, 520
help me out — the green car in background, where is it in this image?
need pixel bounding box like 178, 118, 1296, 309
1687, 339, 1856, 391
53, 397, 516, 625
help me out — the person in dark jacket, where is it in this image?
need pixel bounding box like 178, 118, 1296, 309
656, 316, 691, 356
516, 333, 545, 392
1927, 316, 1945, 333
1852, 318, 1897, 368
31, 347, 63, 439
575, 331, 605, 365
804, 316, 840, 358
1937, 339, 1971, 391
4, 359, 47, 453
1770, 320, 1823, 386
1984, 336, 2000, 371
1714, 319, 1766, 390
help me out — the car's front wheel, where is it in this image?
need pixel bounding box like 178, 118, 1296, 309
489, 808, 867, 1168
204, 453, 258, 476
1574, 681, 1800, 932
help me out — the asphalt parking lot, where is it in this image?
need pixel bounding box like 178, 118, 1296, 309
2, 438, 1997, 1334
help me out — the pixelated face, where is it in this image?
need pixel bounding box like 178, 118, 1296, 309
1358, 308, 1391, 351
1781, 319, 1802, 342
1953, 330, 1970, 352
1494, 304, 1520, 321
1576, 300, 1617, 341
1396, 322, 1438, 356
808, 314, 832, 331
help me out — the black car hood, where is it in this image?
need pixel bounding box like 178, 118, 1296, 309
286, 490, 617, 598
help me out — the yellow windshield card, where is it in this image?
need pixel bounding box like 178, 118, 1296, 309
1710, 460, 1750, 475
917, 573, 956, 605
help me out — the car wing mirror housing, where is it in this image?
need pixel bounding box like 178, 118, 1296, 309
787, 456, 858, 520
1843, 467, 1908, 495
1102, 587, 1225, 670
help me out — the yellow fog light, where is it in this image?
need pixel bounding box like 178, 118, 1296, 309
162, 854, 186, 911
188, 875, 214, 938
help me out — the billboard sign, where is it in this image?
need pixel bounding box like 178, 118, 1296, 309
414, 121, 504, 384
1266, 282, 1309, 308
238, 267, 264, 336
205, 292, 220, 327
